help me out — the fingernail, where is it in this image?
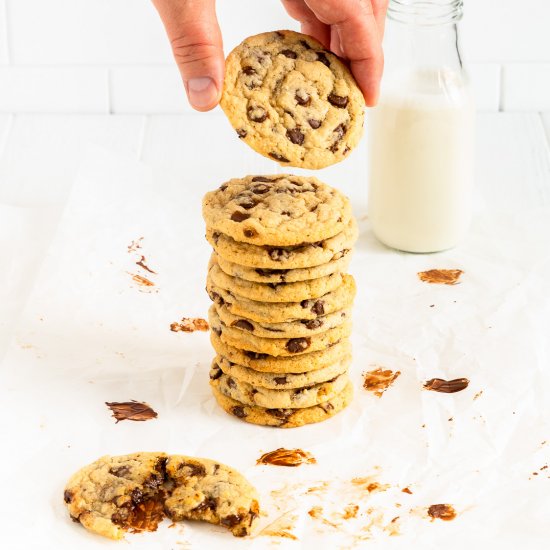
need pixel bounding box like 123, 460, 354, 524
186, 77, 219, 110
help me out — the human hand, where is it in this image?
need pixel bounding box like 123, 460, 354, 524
152, 0, 388, 112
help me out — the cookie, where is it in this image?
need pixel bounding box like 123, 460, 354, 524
212, 368, 349, 409
211, 331, 351, 373
206, 217, 357, 269
208, 259, 345, 303
209, 305, 352, 357
202, 174, 351, 246
207, 273, 356, 323
64, 453, 260, 539
214, 251, 351, 283
214, 301, 351, 339
220, 30, 365, 169
213, 354, 351, 389
211, 380, 354, 428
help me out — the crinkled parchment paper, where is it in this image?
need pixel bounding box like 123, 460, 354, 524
1, 146, 549, 549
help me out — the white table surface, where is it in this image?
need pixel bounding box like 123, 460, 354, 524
1, 112, 549, 549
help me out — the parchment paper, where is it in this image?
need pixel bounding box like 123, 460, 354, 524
1, 145, 549, 549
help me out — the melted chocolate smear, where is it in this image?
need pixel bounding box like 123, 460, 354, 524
424, 378, 470, 393
105, 400, 158, 423
257, 448, 317, 467
428, 504, 457, 521
418, 269, 464, 285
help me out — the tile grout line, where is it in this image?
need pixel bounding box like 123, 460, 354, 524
4, 0, 12, 64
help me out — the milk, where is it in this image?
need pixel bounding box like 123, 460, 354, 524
368, 71, 475, 253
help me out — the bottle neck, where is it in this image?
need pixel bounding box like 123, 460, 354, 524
388, 0, 463, 26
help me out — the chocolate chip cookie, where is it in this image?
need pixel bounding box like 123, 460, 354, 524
212, 354, 351, 389
214, 251, 351, 283
202, 174, 352, 246
208, 259, 345, 303
212, 368, 349, 409
206, 217, 357, 269
220, 30, 365, 169
209, 305, 352, 357
207, 273, 356, 324
63, 453, 259, 539
214, 301, 350, 338
211, 331, 351, 373
211, 379, 353, 428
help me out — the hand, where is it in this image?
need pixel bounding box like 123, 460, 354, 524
152, 0, 388, 112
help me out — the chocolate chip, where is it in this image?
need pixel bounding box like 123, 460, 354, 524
328, 93, 349, 108
252, 183, 270, 194
181, 462, 206, 478
247, 105, 267, 123
227, 377, 236, 389
332, 249, 349, 260
287, 128, 305, 145
131, 487, 144, 505
232, 406, 246, 418
210, 365, 222, 380
344, 146, 350, 154
239, 197, 259, 209
212, 327, 222, 337
221, 514, 244, 528
193, 497, 218, 513
143, 472, 165, 491
302, 319, 323, 330
295, 90, 311, 106
231, 211, 250, 222
109, 466, 131, 478
231, 319, 254, 331
281, 49, 297, 59
208, 291, 224, 306
286, 337, 311, 353
274, 376, 287, 385
316, 51, 330, 67
321, 402, 335, 412
311, 300, 325, 315
281, 210, 291, 216
308, 119, 322, 129
243, 228, 258, 238
266, 408, 293, 419
252, 176, 275, 183
310, 205, 318, 212
267, 282, 279, 289
213, 464, 220, 474
211, 231, 220, 243
219, 183, 228, 191
242, 66, 256, 75
236, 129, 247, 139
329, 123, 347, 152
264, 326, 284, 332
300, 39, 312, 50
268, 248, 290, 261
269, 152, 290, 162
64, 490, 73, 503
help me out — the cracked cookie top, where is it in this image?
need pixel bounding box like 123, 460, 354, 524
202, 174, 352, 246
220, 30, 365, 169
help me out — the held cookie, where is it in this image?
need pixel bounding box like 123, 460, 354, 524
211, 368, 349, 409
63, 453, 260, 539
214, 251, 351, 283
207, 217, 357, 269
211, 331, 351, 373
209, 305, 352, 357
202, 174, 352, 246
220, 30, 365, 169
214, 301, 351, 339
207, 273, 356, 324
208, 259, 345, 303
212, 354, 351, 389
211, 380, 354, 428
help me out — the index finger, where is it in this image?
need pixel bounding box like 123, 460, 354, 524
305, 0, 384, 105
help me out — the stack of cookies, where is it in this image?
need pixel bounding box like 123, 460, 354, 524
202, 174, 357, 428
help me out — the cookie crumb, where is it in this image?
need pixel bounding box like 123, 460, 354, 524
427, 504, 457, 521
256, 448, 316, 467
170, 318, 209, 333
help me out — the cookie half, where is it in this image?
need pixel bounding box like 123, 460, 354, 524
220, 30, 365, 169
211, 380, 354, 428
63, 453, 260, 539
202, 174, 352, 246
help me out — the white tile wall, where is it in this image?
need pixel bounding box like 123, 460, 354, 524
0, 68, 109, 113
502, 64, 550, 111
0, 1, 8, 65
0, 0, 548, 113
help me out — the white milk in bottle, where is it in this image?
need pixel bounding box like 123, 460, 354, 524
368, 1, 475, 253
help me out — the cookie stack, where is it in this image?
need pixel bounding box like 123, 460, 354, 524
202, 174, 357, 428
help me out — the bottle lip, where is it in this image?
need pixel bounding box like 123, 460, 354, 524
388, 0, 463, 26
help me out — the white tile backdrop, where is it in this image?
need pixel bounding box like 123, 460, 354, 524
0, 0, 549, 113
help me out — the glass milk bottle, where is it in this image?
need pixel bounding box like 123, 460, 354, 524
368, 0, 475, 253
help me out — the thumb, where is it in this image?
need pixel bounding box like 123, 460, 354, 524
152, 0, 224, 111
